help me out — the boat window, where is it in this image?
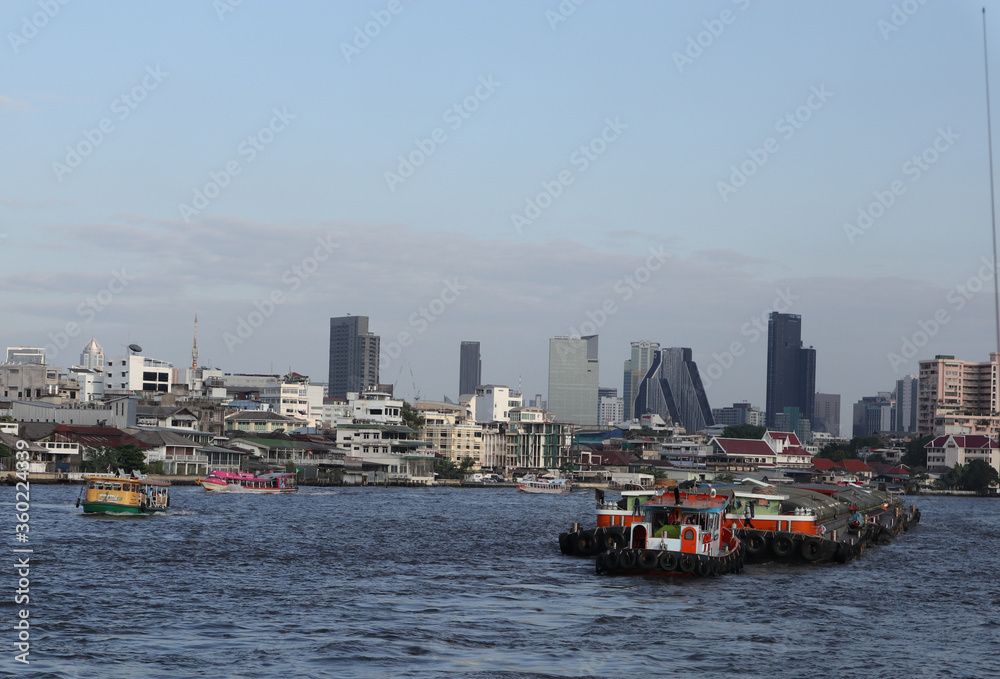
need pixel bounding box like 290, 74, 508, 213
87, 481, 95, 489
112, 483, 122, 491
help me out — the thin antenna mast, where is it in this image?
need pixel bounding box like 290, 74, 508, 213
983, 7, 1000, 357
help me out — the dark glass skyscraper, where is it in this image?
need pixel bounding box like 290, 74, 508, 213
459, 341, 481, 397
328, 315, 380, 399
765, 313, 816, 430
633, 347, 714, 433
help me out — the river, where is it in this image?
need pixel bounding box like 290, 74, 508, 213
2, 485, 997, 678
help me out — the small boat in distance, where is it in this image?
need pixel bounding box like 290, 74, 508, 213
517, 474, 572, 494
197, 470, 298, 494
79, 472, 170, 514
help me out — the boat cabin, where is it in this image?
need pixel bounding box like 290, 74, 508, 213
628, 492, 730, 557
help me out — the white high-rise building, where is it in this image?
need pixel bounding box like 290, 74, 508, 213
80, 338, 105, 371
105, 354, 174, 393
474, 385, 522, 423
548, 335, 599, 426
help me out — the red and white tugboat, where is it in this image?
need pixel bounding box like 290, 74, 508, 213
596, 488, 744, 577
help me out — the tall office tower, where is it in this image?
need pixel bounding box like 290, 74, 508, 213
894, 376, 918, 433
765, 313, 816, 430
80, 337, 105, 371
328, 316, 380, 400
548, 335, 599, 426
853, 394, 894, 438
633, 347, 714, 433
813, 393, 841, 437
459, 341, 481, 397
622, 340, 660, 421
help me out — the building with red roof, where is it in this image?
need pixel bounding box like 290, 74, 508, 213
925, 434, 999, 473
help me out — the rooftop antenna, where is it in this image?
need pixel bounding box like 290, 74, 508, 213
192, 313, 199, 371
984, 7, 1000, 358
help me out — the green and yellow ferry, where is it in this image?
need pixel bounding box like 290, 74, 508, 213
78, 473, 171, 514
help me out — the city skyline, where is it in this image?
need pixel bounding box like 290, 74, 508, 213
3, 2, 1000, 419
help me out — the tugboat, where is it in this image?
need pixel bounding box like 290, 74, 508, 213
596, 488, 744, 577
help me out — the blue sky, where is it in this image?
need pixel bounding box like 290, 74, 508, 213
2, 0, 999, 426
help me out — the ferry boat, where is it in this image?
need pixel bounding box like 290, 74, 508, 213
516, 474, 572, 494
596, 489, 744, 577
78, 473, 170, 514
197, 470, 298, 494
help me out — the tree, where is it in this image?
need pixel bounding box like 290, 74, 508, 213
433, 457, 460, 479
401, 401, 425, 433
959, 459, 999, 493
83, 444, 147, 473
623, 427, 657, 440
722, 424, 765, 440
901, 435, 932, 469
637, 466, 667, 479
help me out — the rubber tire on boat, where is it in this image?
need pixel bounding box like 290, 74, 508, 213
601, 530, 626, 551
577, 532, 601, 556
772, 534, 794, 558
604, 549, 621, 571
695, 558, 712, 577
679, 554, 696, 574
638, 550, 658, 570
558, 533, 571, 555
595, 552, 607, 574
744, 533, 766, 558
658, 552, 679, 572
800, 538, 824, 562
618, 549, 638, 570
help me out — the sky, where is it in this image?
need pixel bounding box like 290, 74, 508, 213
2, 0, 1000, 425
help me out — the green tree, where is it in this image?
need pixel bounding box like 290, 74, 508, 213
637, 466, 667, 479
115, 444, 148, 473
433, 457, 460, 479
901, 435, 932, 469
83, 444, 147, 473
722, 424, 766, 439
623, 427, 657, 440
959, 459, 1000, 493
401, 401, 425, 434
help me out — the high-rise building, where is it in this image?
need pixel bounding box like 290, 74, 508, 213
853, 394, 894, 438
765, 313, 816, 430
813, 393, 841, 437
80, 337, 105, 371
894, 376, 918, 433
459, 341, 481, 397
713, 402, 764, 428
623, 340, 660, 421
634, 347, 714, 434
918, 354, 1000, 437
5, 347, 45, 365
547, 335, 599, 426
328, 316, 380, 400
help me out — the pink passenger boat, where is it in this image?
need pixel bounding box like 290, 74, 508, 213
197, 470, 298, 494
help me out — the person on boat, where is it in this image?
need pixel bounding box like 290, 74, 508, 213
742, 502, 755, 529
673, 486, 681, 505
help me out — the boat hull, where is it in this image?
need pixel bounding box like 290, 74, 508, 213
517, 484, 571, 494
202, 481, 297, 494
81, 502, 166, 514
